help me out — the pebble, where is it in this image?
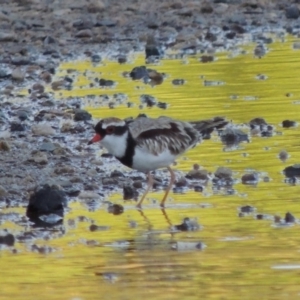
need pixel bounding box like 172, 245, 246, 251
283, 165, 300, 178
10, 122, 27, 132
73, 109, 92, 121
32, 124, 55, 136
123, 185, 138, 200
11, 68, 25, 81
0, 234, 15, 246
285, 5, 300, 19
0, 141, 10, 151
75, 29, 93, 38
26, 184, 67, 226
241, 173, 259, 185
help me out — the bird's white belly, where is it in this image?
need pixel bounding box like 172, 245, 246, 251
132, 147, 176, 172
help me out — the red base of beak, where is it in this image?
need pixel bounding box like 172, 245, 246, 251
88, 134, 101, 145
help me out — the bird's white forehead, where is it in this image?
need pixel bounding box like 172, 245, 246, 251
101, 118, 125, 129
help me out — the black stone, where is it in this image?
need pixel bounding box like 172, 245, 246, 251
10, 122, 26, 132
108, 204, 124, 215
283, 165, 300, 178
74, 109, 92, 121
0, 234, 15, 246
123, 185, 138, 200
26, 184, 67, 227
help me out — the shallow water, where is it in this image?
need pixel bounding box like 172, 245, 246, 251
2, 35, 300, 299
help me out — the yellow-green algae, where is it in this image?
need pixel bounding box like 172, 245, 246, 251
2, 35, 300, 299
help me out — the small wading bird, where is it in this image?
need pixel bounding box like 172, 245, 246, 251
88, 116, 227, 208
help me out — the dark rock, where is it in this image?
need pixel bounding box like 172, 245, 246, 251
0, 233, 15, 246
220, 128, 249, 147
174, 217, 200, 231
10, 122, 26, 132
282, 120, 296, 128
108, 204, 124, 215
240, 205, 255, 213
172, 79, 185, 86
91, 54, 101, 63
241, 173, 258, 185
110, 170, 124, 178
278, 150, 289, 162
140, 94, 157, 107
129, 66, 149, 80
39, 142, 56, 152
89, 224, 110, 231
123, 185, 138, 200
74, 109, 92, 121
0, 141, 10, 151
286, 5, 300, 19
75, 29, 93, 38
194, 185, 203, 192
118, 56, 127, 64
95, 20, 117, 27
26, 184, 67, 227
16, 109, 29, 121
99, 78, 115, 87
156, 102, 168, 109
285, 212, 296, 223
73, 19, 94, 30
284, 165, 300, 178
200, 55, 214, 63
145, 36, 164, 59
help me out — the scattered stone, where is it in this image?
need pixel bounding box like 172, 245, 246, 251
172, 79, 185, 86
74, 109, 92, 121
108, 204, 124, 215
241, 173, 259, 185
75, 29, 93, 38
123, 185, 138, 200
0, 234, 15, 246
200, 55, 214, 63
140, 94, 157, 107
239, 205, 256, 214
174, 217, 200, 231
194, 185, 203, 192
129, 66, 149, 81
10, 122, 27, 132
91, 54, 102, 63
99, 78, 116, 87
282, 120, 296, 128
285, 212, 296, 223
283, 165, 300, 178
148, 69, 164, 86
89, 224, 110, 232
212, 167, 233, 186
0, 32, 16, 42
31, 151, 48, 165
0, 140, 10, 151
172, 241, 206, 251
145, 35, 164, 59
278, 150, 289, 162
39, 142, 56, 152
11, 68, 25, 81
32, 124, 55, 136
285, 5, 300, 19
0, 185, 8, 197
26, 185, 67, 226
220, 128, 249, 147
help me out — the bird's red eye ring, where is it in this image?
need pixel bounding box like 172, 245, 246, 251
106, 126, 115, 134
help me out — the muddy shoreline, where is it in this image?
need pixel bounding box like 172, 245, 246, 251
0, 0, 299, 225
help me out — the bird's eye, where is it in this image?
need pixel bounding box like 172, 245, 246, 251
106, 126, 115, 134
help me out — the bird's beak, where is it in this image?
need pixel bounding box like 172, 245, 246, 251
88, 134, 102, 145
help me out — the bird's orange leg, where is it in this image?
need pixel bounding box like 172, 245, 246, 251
160, 166, 175, 207
136, 172, 153, 209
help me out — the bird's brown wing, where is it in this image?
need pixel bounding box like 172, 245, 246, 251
129, 117, 200, 156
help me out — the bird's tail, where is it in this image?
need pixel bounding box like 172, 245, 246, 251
191, 117, 228, 139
